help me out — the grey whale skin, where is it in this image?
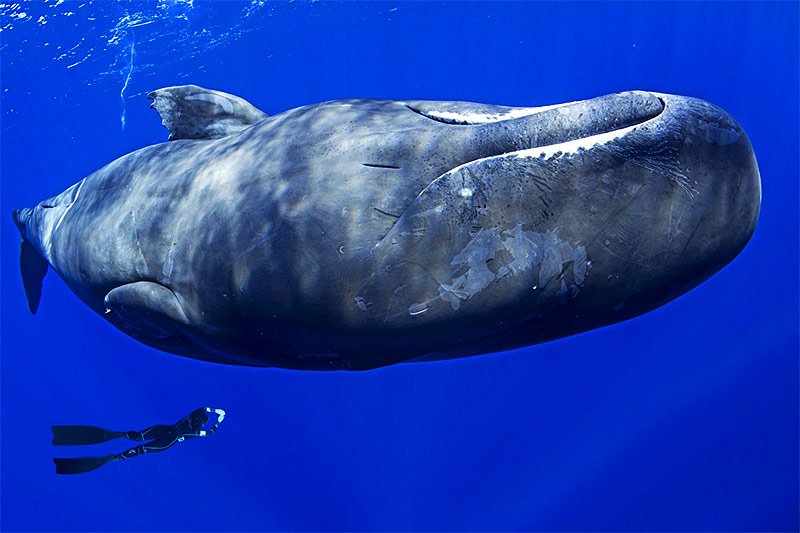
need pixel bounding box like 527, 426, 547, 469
13, 86, 761, 370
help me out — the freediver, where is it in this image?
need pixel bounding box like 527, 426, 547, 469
51, 407, 226, 474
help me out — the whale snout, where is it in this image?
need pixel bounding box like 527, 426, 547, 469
656, 94, 760, 283
711, 113, 761, 248
577, 93, 762, 316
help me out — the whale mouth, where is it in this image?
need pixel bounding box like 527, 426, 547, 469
405, 99, 581, 125
448, 93, 668, 192
369, 91, 668, 238
410, 91, 666, 166
494, 97, 666, 162
370, 92, 668, 247
407, 90, 664, 126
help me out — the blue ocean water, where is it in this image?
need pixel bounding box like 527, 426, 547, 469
1, 1, 798, 531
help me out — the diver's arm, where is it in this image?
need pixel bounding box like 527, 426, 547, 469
199, 408, 226, 436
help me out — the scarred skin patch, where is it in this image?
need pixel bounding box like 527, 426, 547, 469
437, 225, 587, 311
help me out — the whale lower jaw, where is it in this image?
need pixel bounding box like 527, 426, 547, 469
403, 99, 582, 125
464, 116, 651, 172
442, 97, 665, 179
415, 91, 667, 183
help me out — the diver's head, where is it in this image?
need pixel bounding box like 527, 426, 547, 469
189, 408, 210, 430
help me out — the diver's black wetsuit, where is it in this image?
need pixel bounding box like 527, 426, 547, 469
52, 407, 225, 474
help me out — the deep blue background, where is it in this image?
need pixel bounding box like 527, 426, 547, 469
2, 1, 798, 531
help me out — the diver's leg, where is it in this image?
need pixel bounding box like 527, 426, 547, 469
118, 444, 147, 460
53, 454, 117, 475
116, 439, 176, 460
53, 434, 176, 474
51, 425, 128, 446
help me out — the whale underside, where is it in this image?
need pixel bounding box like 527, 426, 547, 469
13, 85, 761, 370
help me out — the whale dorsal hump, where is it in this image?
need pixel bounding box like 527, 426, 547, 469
147, 84, 268, 141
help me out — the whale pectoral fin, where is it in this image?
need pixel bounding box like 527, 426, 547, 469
104, 282, 259, 366
19, 240, 48, 314
103, 282, 190, 340
147, 84, 267, 141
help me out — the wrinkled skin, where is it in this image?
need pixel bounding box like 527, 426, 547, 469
13, 87, 761, 370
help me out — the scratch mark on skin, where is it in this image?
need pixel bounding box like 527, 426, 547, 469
362, 163, 401, 169
732, 171, 743, 209
681, 213, 705, 256
541, 262, 572, 292
311, 218, 339, 257
609, 139, 697, 200
130, 209, 148, 276
239, 219, 274, 258
380, 259, 448, 323
600, 245, 651, 268
585, 183, 645, 249
163, 213, 186, 283
54, 179, 85, 233
372, 206, 400, 218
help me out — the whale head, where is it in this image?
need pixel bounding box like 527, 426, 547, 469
358, 91, 761, 354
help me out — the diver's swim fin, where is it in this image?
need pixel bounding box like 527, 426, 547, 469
53, 455, 115, 475
51, 425, 124, 446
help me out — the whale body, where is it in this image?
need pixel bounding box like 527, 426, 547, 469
13, 86, 761, 370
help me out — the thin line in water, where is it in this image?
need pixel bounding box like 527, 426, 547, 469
120, 37, 135, 130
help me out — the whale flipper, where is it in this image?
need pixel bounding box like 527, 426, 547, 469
103, 282, 189, 340
19, 240, 48, 314
147, 84, 267, 141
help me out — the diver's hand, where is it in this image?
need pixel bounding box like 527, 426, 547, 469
205, 407, 226, 420
199, 408, 226, 436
